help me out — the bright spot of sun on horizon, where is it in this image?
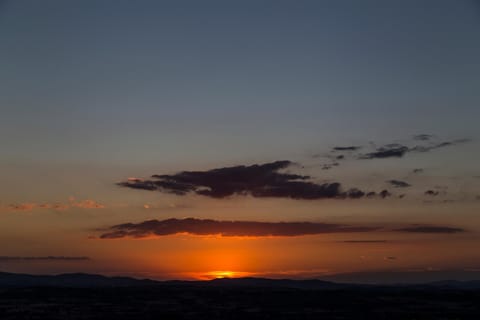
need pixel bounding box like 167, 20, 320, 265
201, 270, 255, 279
208, 271, 236, 279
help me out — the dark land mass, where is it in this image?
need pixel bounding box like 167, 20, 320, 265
0, 272, 480, 319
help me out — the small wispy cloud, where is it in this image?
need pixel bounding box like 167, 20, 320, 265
424, 190, 440, 196
0, 256, 90, 261
360, 138, 470, 160
393, 226, 465, 233
341, 240, 388, 243
387, 180, 411, 188
2, 197, 105, 212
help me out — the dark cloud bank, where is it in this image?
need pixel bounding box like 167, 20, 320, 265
118, 161, 387, 200
98, 218, 465, 239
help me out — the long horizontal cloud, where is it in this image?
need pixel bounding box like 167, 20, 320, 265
2, 198, 105, 212
332, 146, 361, 151
0, 256, 90, 261
361, 144, 409, 159
118, 161, 385, 200
360, 139, 470, 160
98, 218, 380, 238
393, 226, 465, 233
341, 240, 388, 243
98, 218, 465, 239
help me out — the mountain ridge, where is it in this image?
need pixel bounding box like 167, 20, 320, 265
1, 271, 480, 289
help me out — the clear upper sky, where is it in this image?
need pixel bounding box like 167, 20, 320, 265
0, 0, 479, 282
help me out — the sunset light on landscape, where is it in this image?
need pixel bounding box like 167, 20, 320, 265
1, 1, 480, 318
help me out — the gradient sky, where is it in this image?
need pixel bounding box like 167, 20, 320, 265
1, 0, 480, 282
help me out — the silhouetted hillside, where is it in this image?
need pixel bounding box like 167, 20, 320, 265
2, 271, 480, 289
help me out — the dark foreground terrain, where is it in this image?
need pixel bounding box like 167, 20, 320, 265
1, 285, 480, 320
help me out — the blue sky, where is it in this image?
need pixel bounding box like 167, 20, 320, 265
1, 0, 479, 166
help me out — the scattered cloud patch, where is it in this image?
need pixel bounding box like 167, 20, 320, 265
411, 139, 470, 153
425, 190, 440, 196
379, 190, 392, 198
321, 162, 339, 170
413, 134, 433, 141
118, 161, 380, 200
359, 138, 470, 160
387, 180, 411, 188
361, 144, 409, 159
71, 199, 105, 209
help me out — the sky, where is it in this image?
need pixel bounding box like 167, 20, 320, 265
1, 0, 480, 283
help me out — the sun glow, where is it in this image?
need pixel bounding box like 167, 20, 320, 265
201, 270, 254, 280
208, 270, 236, 279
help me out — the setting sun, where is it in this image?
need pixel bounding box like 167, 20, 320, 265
209, 271, 235, 279
198, 270, 255, 280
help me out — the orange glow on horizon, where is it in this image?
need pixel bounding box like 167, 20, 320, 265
197, 270, 255, 280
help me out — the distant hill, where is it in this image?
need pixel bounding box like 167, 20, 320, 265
207, 277, 348, 289
0, 272, 157, 287
1, 271, 480, 289
321, 270, 480, 285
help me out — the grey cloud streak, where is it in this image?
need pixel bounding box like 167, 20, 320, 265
97, 218, 466, 239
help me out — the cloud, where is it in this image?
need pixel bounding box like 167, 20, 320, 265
411, 139, 470, 153
97, 218, 467, 239
360, 138, 470, 160
361, 144, 410, 159
379, 190, 392, 198
425, 190, 440, 196
321, 162, 339, 170
387, 180, 411, 188
0, 256, 90, 261
413, 134, 433, 141
2, 198, 105, 212
5, 203, 69, 211
118, 161, 378, 200
98, 218, 380, 239
71, 199, 105, 209
393, 226, 465, 233
341, 240, 388, 243
332, 146, 361, 151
